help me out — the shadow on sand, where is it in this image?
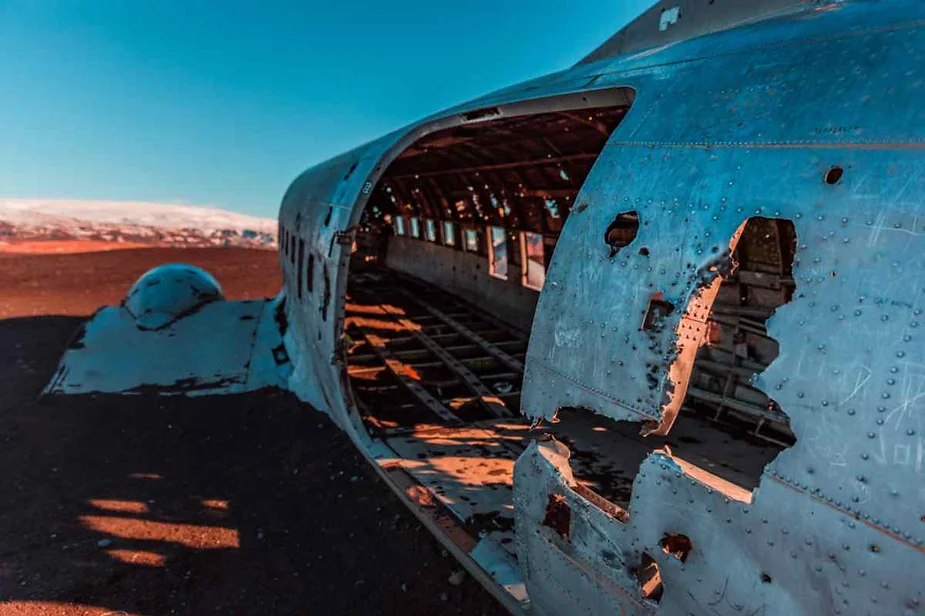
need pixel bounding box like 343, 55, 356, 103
0, 316, 507, 615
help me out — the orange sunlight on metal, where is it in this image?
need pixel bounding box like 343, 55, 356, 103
345, 316, 407, 332
345, 302, 407, 316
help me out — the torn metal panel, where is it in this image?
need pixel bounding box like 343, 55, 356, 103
525, 144, 925, 546
515, 439, 923, 614
46, 299, 272, 396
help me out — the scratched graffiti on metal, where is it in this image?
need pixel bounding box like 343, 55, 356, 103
48, 1, 925, 614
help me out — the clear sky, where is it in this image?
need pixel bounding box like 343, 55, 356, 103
0, 1, 651, 218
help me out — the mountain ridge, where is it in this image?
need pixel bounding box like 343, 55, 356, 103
0, 198, 277, 250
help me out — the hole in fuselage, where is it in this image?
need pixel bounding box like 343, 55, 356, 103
542, 494, 571, 538
660, 533, 692, 562
547, 218, 798, 514
635, 552, 663, 603
630, 217, 800, 501
824, 165, 844, 185
676, 217, 797, 450
605, 211, 640, 257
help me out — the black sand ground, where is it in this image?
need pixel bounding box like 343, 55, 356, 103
0, 248, 507, 615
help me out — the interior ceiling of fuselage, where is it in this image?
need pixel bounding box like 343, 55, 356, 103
366, 106, 629, 234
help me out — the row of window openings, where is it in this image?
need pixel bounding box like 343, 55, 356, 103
393, 216, 547, 292
280, 225, 315, 300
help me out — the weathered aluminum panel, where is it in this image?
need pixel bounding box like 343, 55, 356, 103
510, 3, 925, 614
515, 439, 923, 615
45, 299, 285, 395
523, 3, 925, 536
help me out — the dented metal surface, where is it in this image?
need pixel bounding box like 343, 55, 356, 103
47, 1, 925, 613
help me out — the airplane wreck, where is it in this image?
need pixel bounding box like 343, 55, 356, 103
47, 0, 925, 613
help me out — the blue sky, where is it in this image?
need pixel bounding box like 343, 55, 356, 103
0, 1, 650, 218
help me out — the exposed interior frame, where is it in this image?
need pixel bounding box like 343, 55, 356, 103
345, 87, 638, 429
672, 216, 797, 446
327, 89, 639, 607
316, 86, 796, 609
351, 90, 790, 463
358, 88, 635, 276
278, 85, 798, 509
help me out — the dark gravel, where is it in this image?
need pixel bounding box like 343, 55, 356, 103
0, 249, 508, 616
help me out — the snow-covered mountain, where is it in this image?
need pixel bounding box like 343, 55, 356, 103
0, 198, 277, 249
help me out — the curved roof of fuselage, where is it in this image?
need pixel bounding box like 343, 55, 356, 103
280, 0, 920, 220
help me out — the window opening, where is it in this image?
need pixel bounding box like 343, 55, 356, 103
410, 217, 421, 239
306, 253, 315, 294
425, 219, 438, 242
443, 221, 456, 247
297, 239, 305, 300
521, 231, 546, 291
489, 226, 508, 280
464, 228, 479, 253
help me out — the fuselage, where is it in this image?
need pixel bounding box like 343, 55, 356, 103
276, 2, 925, 613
